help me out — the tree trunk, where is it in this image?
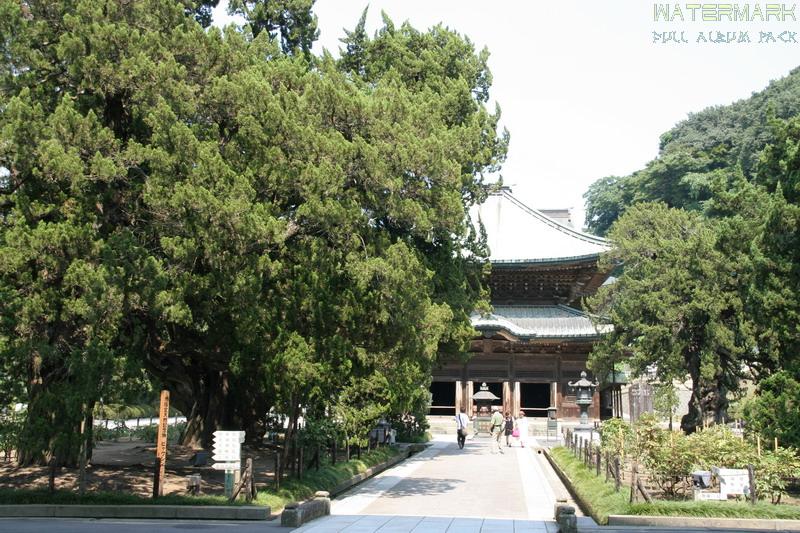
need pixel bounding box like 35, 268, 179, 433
17, 353, 83, 467
681, 362, 728, 434
173, 369, 234, 449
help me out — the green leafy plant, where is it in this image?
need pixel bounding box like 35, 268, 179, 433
599, 417, 632, 460
0, 407, 24, 460
754, 447, 800, 504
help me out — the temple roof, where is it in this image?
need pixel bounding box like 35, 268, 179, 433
471, 305, 611, 340
473, 189, 609, 264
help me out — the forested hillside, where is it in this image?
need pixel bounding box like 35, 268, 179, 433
584, 67, 800, 236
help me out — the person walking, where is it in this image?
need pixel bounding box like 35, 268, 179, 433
490, 407, 504, 454
455, 407, 470, 449
516, 411, 529, 447
504, 412, 514, 447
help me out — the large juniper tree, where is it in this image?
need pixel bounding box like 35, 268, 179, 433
0, 0, 506, 460
587, 203, 756, 433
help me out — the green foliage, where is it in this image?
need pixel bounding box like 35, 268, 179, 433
0, 406, 23, 456
93, 403, 158, 421
584, 67, 800, 235
685, 425, 754, 470
0, 0, 505, 458
755, 447, 800, 504
583, 74, 800, 445
598, 417, 799, 503
274, 446, 399, 504
653, 382, 680, 425
587, 203, 754, 432
228, 0, 318, 56
741, 371, 800, 449
550, 447, 630, 524
627, 500, 800, 520
92, 421, 185, 444
554, 441, 800, 521
599, 417, 632, 460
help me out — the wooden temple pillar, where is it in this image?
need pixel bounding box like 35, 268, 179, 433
512, 382, 521, 416
502, 382, 512, 414
455, 380, 463, 413
465, 381, 474, 414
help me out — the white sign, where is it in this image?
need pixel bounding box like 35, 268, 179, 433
716, 468, 749, 496
212, 430, 245, 462
211, 462, 241, 471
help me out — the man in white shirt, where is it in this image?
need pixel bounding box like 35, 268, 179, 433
455, 407, 470, 449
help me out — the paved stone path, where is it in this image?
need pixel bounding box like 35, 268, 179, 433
295, 435, 578, 533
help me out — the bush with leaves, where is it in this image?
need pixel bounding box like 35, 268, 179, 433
0, 407, 24, 460
755, 447, 800, 504
628, 414, 692, 496
741, 371, 800, 450
686, 425, 755, 470
599, 417, 633, 460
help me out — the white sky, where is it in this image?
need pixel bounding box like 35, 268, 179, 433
215, 1, 800, 229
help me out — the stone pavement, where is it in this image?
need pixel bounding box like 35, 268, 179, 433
295, 435, 578, 533
294, 435, 784, 533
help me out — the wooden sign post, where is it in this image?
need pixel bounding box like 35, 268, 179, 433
153, 389, 170, 498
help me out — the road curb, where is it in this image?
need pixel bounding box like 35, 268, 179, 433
607, 514, 800, 531
0, 504, 270, 520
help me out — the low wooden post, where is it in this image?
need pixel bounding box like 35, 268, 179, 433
78, 408, 88, 496
637, 477, 653, 503
245, 458, 254, 503
298, 442, 304, 478
274, 452, 281, 490
596, 448, 601, 477
614, 456, 621, 492
605, 452, 610, 482
629, 463, 638, 503
48, 456, 57, 493
747, 464, 757, 504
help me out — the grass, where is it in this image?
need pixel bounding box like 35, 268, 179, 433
630, 500, 800, 520
0, 445, 405, 512
549, 447, 629, 524
549, 447, 800, 524
258, 446, 402, 511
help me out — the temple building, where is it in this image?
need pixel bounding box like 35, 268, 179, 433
429, 188, 615, 420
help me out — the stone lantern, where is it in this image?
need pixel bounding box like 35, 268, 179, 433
472, 382, 500, 436
568, 371, 598, 430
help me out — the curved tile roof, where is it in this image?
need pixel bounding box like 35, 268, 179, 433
473, 189, 609, 263
471, 305, 612, 339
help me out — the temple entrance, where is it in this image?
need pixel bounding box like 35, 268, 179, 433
520, 383, 550, 417
429, 381, 456, 416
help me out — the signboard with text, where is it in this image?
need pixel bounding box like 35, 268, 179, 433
212, 430, 245, 471
153, 390, 169, 497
